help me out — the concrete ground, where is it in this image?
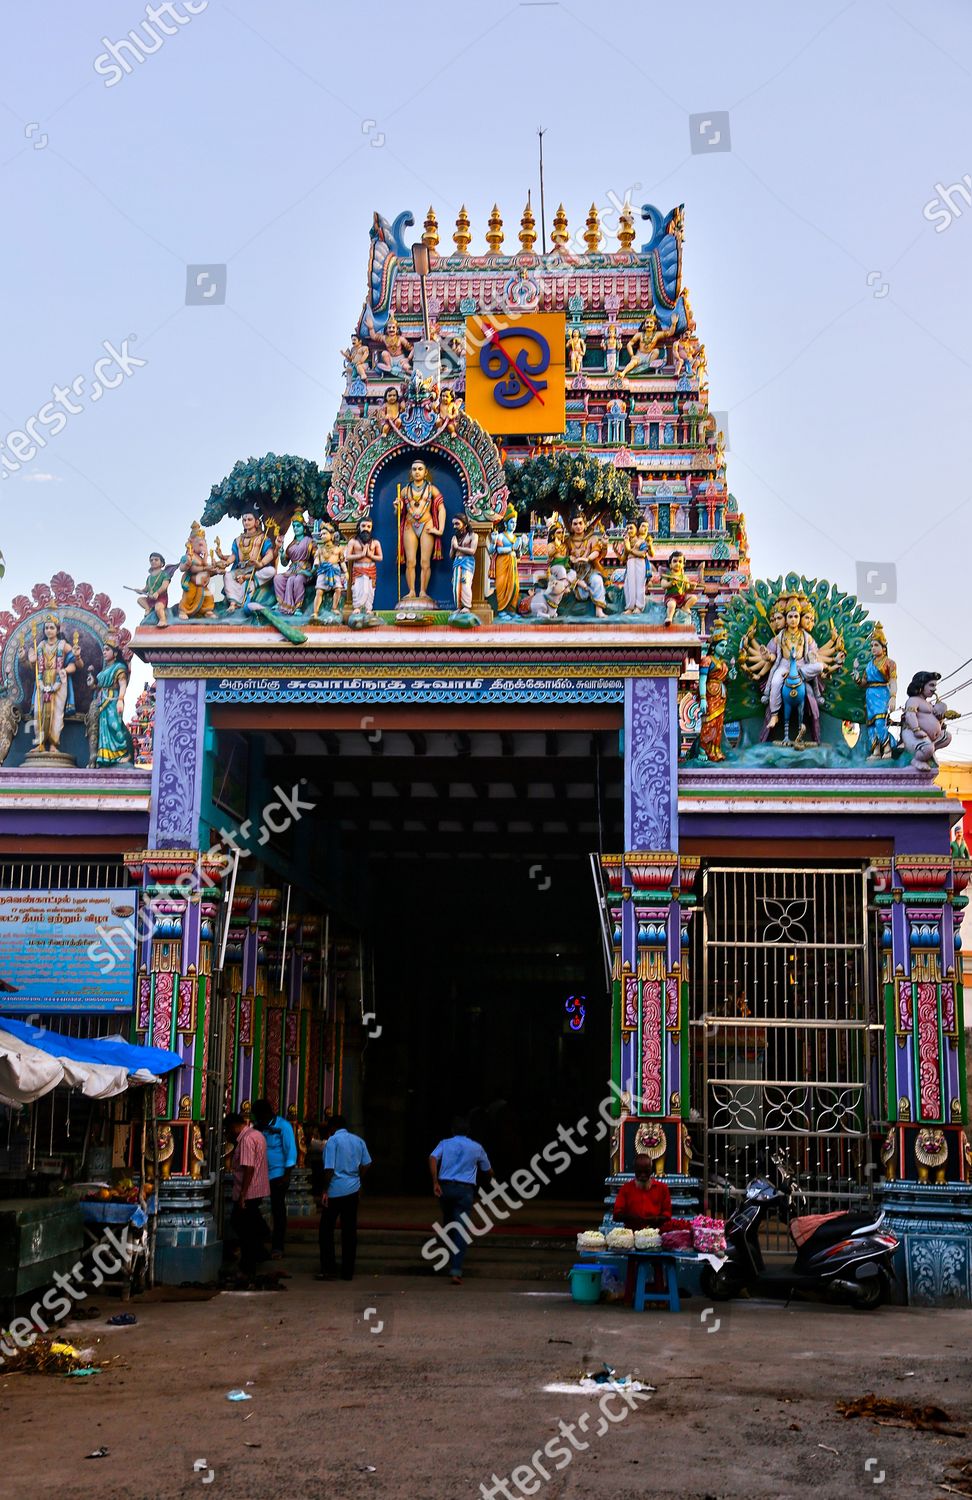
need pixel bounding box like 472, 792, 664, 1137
2, 1244, 970, 1500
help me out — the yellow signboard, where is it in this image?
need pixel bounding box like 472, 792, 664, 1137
464, 311, 566, 435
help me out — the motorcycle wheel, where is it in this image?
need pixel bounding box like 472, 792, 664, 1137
700, 1263, 741, 1302
852, 1272, 886, 1311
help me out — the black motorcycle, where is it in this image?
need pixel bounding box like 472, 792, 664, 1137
701, 1151, 898, 1311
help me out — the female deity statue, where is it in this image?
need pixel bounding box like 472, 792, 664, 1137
855, 623, 897, 758
698, 625, 730, 762
20, 616, 76, 755
86, 636, 135, 767
450, 513, 478, 616
273, 513, 316, 616
488, 505, 520, 615
621, 522, 654, 613
901, 671, 959, 770
399, 460, 446, 604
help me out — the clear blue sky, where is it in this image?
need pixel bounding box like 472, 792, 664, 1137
2, 0, 970, 752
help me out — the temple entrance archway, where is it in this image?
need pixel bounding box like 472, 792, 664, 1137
214, 705, 622, 1195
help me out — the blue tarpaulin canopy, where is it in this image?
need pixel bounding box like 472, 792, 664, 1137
0, 1019, 181, 1106
0, 1018, 181, 1077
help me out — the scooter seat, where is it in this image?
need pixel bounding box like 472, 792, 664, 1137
790, 1210, 876, 1249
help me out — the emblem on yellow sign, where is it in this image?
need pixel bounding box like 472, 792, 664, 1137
464, 312, 566, 435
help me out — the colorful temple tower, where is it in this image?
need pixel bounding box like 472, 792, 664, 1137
0, 197, 968, 1302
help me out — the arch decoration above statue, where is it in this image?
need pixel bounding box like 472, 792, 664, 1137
327, 404, 509, 527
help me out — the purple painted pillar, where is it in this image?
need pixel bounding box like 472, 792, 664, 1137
624, 676, 678, 853
150, 677, 207, 850
622, 674, 683, 1126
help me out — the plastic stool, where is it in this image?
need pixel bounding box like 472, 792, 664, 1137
632, 1253, 680, 1312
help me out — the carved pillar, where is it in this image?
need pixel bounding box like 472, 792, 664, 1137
624, 676, 678, 854
123, 845, 225, 1283
598, 674, 695, 1206
875, 851, 972, 1308
470, 522, 494, 622
877, 854, 968, 1178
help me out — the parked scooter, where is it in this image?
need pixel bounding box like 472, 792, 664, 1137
701, 1150, 898, 1311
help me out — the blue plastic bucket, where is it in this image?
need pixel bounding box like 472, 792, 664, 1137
568, 1263, 604, 1303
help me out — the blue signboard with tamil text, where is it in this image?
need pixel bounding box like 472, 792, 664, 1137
0, 889, 138, 1013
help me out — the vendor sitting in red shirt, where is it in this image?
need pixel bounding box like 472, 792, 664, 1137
613, 1155, 673, 1230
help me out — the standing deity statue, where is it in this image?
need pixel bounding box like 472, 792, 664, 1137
566, 510, 608, 618
660, 551, 700, 627
698, 625, 730, 762
604, 322, 621, 376
620, 521, 654, 614
488, 505, 521, 616
312, 524, 348, 620
216, 511, 277, 612
86, 635, 135, 768
738, 593, 845, 746
376, 315, 412, 376
855, 623, 897, 758
567, 327, 587, 375
20, 616, 76, 755
399, 460, 445, 604
273, 513, 316, 616
901, 671, 959, 770
345, 517, 383, 618
450, 513, 478, 616
178, 521, 222, 619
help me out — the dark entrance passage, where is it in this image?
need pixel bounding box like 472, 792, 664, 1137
257, 712, 623, 1196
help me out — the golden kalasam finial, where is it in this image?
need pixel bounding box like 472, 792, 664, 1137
422, 206, 439, 252
617, 199, 636, 252
486, 203, 504, 254
584, 202, 602, 253
453, 204, 471, 255
519, 193, 537, 251
551, 203, 569, 249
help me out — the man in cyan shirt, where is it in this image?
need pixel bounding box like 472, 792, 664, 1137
253, 1098, 297, 1259
226, 1112, 271, 1281
319, 1115, 372, 1281
429, 1119, 493, 1285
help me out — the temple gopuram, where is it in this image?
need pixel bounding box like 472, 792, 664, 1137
1, 197, 969, 1305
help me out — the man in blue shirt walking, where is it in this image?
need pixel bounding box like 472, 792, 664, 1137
253, 1098, 297, 1259
318, 1114, 372, 1281
429, 1118, 493, 1285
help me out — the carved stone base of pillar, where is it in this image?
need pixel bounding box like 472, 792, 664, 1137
876, 1181, 972, 1307
152, 1173, 222, 1284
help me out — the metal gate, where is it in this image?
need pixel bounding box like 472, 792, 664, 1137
693, 866, 882, 1246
